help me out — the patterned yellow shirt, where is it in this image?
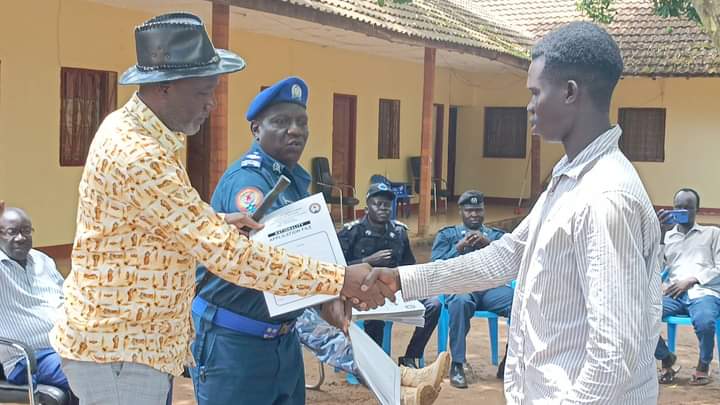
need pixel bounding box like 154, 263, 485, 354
50, 93, 345, 376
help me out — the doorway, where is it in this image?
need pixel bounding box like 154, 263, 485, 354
331, 94, 357, 221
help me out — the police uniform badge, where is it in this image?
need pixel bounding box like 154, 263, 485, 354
235, 187, 264, 214
272, 161, 282, 174
291, 84, 302, 101
471, 197, 478, 204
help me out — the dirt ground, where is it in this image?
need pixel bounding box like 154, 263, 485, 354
171, 321, 720, 405
171, 244, 720, 405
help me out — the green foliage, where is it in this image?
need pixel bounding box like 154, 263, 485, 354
653, 0, 701, 23
576, 0, 616, 23
377, 0, 412, 6
577, 0, 700, 24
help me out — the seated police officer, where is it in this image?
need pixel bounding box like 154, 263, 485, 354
338, 183, 442, 368
191, 76, 345, 405
431, 191, 514, 388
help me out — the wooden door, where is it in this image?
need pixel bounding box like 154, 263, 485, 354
447, 106, 458, 198
331, 94, 357, 222
187, 120, 211, 202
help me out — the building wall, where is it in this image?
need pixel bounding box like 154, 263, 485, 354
611, 77, 720, 207
1, 0, 718, 248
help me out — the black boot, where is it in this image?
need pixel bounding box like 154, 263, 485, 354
449, 362, 468, 388
398, 356, 419, 369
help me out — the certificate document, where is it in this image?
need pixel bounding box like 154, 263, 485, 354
349, 323, 401, 405
257, 193, 344, 317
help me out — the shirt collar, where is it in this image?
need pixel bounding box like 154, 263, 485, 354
0, 248, 34, 269
457, 224, 488, 234
124, 92, 186, 154
552, 125, 622, 181
249, 142, 311, 185
667, 223, 704, 238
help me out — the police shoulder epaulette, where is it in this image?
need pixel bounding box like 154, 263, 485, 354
392, 220, 408, 230
239, 152, 263, 169
343, 220, 360, 230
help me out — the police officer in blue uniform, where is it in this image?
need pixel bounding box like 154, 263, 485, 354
191, 76, 323, 404
339, 183, 442, 368
431, 190, 514, 388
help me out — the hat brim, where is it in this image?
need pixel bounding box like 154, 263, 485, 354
118, 49, 246, 85
367, 190, 395, 200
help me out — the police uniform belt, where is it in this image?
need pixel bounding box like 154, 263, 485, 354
192, 296, 295, 339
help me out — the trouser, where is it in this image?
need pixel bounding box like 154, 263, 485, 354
61, 358, 170, 405
654, 293, 720, 369
191, 311, 305, 405
365, 297, 442, 359
447, 286, 514, 364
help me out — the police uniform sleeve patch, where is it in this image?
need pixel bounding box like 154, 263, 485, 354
234, 187, 264, 214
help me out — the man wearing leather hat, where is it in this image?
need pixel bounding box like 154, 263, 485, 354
51, 13, 393, 405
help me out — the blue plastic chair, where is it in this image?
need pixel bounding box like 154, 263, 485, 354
437, 280, 515, 366
660, 270, 720, 367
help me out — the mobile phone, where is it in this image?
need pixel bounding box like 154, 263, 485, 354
665, 209, 689, 225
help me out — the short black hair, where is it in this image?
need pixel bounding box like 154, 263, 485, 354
531, 21, 623, 109
675, 188, 701, 209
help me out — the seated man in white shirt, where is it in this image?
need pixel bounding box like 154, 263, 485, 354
656, 189, 720, 386
0, 207, 77, 401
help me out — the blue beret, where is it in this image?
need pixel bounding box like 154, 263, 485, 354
246, 76, 308, 121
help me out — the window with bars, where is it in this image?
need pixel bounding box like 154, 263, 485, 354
60, 67, 117, 166
618, 108, 666, 162
378, 99, 400, 159
483, 107, 527, 158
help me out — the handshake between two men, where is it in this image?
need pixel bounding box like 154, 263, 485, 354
226, 211, 402, 331
321, 265, 402, 335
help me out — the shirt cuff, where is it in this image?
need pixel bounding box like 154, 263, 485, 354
398, 264, 428, 301
312, 261, 346, 295
695, 269, 717, 286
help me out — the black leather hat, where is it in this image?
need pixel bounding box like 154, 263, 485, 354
119, 12, 246, 85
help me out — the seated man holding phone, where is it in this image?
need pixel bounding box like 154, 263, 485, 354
656, 188, 720, 385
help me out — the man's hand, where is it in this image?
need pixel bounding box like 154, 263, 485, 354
362, 249, 394, 267
474, 234, 491, 249
224, 212, 264, 237
361, 267, 401, 299
341, 264, 396, 310
664, 277, 698, 299
456, 233, 478, 253
320, 298, 353, 335
657, 209, 674, 237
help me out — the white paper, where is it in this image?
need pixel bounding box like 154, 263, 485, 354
352, 292, 426, 327
257, 193, 345, 317
349, 323, 401, 405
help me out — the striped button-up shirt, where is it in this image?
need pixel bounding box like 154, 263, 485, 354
0, 249, 64, 376
50, 94, 345, 376
400, 126, 662, 404
664, 224, 720, 299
